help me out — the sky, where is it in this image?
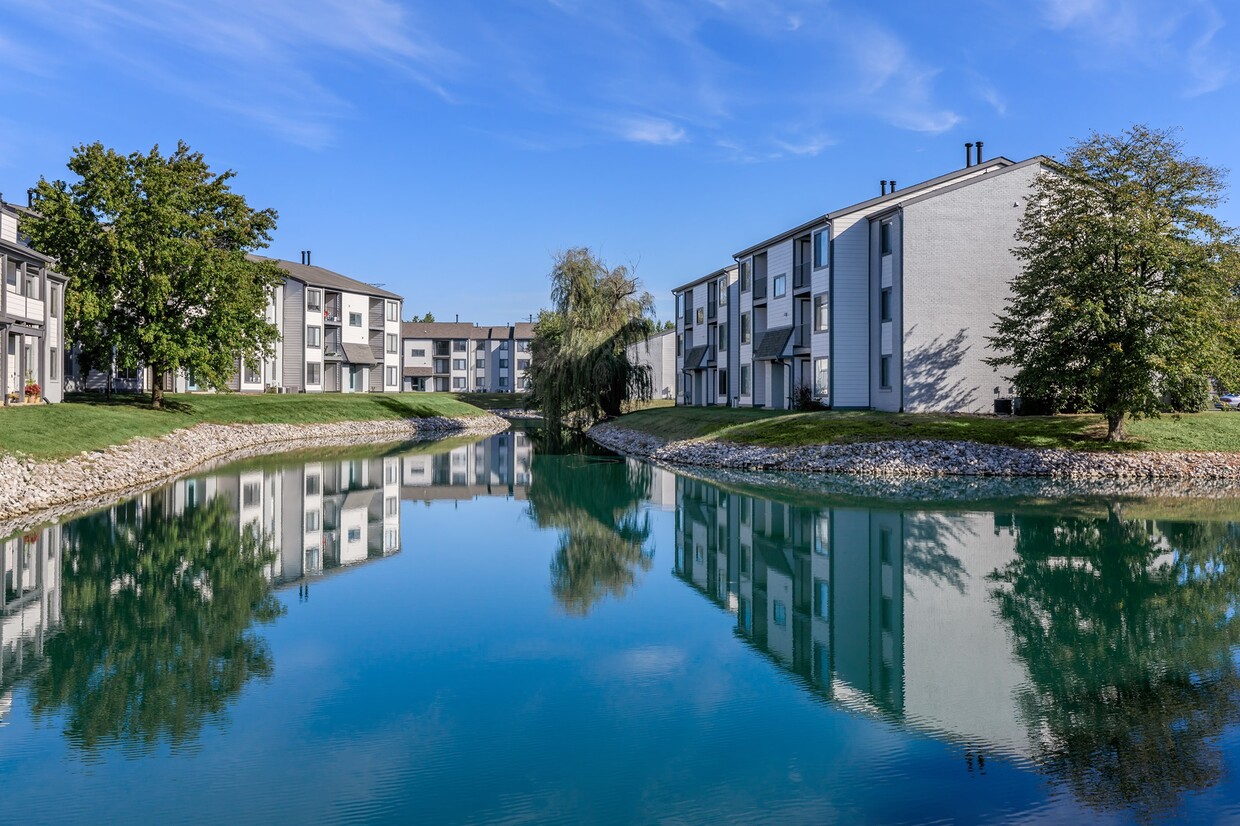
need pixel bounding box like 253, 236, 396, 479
1, 0, 1236, 323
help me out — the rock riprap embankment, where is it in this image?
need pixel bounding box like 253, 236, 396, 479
0, 414, 509, 530
588, 421, 1240, 480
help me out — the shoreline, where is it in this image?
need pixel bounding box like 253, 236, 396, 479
588, 420, 1240, 485
0, 413, 509, 536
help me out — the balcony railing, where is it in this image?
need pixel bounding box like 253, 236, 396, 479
793, 262, 811, 291
707, 302, 717, 320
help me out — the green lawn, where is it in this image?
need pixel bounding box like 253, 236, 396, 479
451, 392, 532, 410
0, 392, 487, 460
611, 406, 1240, 452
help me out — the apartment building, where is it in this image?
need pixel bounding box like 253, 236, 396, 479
626, 328, 678, 400
401, 321, 534, 393
674, 146, 1049, 412
1, 200, 68, 404
66, 253, 404, 394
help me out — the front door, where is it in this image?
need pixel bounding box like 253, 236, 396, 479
771, 362, 786, 409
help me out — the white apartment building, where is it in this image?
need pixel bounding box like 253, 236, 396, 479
1, 199, 68, 404
401, 321, 534, 393
675, 145, 1049, 412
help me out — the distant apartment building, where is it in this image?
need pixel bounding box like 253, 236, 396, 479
626, 328, 678, 400
401, 321, 534, 393
1, 199, 68, 404
66, 253, 404, 394
674, 147, 1049, 412
402, 428, 533, 499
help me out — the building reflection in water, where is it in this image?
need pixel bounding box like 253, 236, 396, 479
674, 475, 1240, 818
0, 523, 61, 724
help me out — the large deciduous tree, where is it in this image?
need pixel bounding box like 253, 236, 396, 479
988, 125, 1240, 441
527, 248, 655, 431
25, 141, 286, 408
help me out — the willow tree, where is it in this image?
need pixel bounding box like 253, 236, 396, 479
988, 125, 1240, 441
527, 248, 655, 430
25, 141, 286, 408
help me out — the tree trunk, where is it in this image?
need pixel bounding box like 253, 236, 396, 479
151, 370, 164, 410
1106, 412, 1126, 442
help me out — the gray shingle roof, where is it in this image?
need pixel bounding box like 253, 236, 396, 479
404, 366, 433, 377
754, 327, 793, 360
341, 342, 378, 365
684, 345, 710, 370
250, 255, 403, 300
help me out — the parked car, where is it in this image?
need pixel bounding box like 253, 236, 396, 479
1219, 393, 1240, 409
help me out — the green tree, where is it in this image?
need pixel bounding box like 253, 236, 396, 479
409, 312, 436, 323
527, 248, 655, 431
988, 125, 1240, 440
33, 492, 284, 755
26, 141, 286, 408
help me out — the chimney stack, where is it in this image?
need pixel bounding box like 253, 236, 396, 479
880, 180, 889, 195
26, 188, 35, 207
975, 140, 984, 164
965, 143, 974, 167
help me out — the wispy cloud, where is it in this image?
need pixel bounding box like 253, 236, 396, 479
612, 116, 689, 146
1039, 0, 1233, 97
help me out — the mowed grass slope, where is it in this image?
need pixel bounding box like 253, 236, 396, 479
0, 392, 487, 460
612, 407, 1240, 452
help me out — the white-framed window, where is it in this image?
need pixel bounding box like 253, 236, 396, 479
386, 333, 398, 353
348, 312, 362, 327
307, 289, 321, 311
411, 348, 425, 358
475, 376, 485, 387
453, 376, 466, 389
815, 357, 829, 399
718, 276, 728, 307
813, 229, 830, 269
305, 511, 320, 532
453, 358, 466, 370
306, 474, 320, 495
245, 364, 261, 384
773, 274, 787, 298
386, 301, 398, 322
307, 362, 322, 385
307, 325, 321, 347
386, 366, 397, 386
476, 358, 485, 368
454, 340, 467, 352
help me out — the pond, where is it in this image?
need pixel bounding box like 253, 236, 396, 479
4, 426, 1240, 823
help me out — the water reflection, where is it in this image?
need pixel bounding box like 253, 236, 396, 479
674, 476, 1240, 818
1, 524, 61, 724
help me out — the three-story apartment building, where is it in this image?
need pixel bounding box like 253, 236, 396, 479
1, 200, 67, 404
401, 321, 534, 393
674, 146, 1048, 412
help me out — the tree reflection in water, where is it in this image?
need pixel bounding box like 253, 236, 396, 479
526, 452, 653, 615
993, 512, 1240, 819
33, 494, 284, 755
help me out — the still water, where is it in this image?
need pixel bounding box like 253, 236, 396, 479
4, 428, 1240, 823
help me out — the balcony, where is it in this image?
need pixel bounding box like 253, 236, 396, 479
707, 301, 717, 321
753, 275, 767, 301
793, 262, 811, 291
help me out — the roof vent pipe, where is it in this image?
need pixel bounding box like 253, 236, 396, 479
975, 140, 984, 164
965, 143, 974, 167
880, 180, 888, 195
890, 180, 897, 192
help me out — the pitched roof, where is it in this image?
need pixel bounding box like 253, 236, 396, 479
754, 327, 793, 360
672, 264, 737, 295
401, 321, 537, 340
341, 342, 379, 365
404, 366, 433, 378
250, 255, 403, 300
684, 345, 710, 370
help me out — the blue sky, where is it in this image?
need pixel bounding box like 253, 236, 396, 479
1, 0, 1236, 322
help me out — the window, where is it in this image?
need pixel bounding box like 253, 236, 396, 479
453, 376, 466, 389
245, 364, 261, 384
740, 260, 751, 292
348, 312, 362, 327
676, 335, 683, 356
476, 340, 486, 351
24, 269, 39, 299
411, 348, 425, 358
814, 579, 829, 619
4, 259, 16, 288
498, 340, 509, 351
773, 274, 787, 298
475, 376, 485, 387
880, 222, 892, 255
676, 293, 684, 318
499, 358, 508, 369
880, 288, 892, 322
454, 340, 467, 352
307, 289, 322, 311
813, 228, 830, 269
434, 358, 449, 373
385, 496, 399, 517
307, 362, 322, 384
386, 301, 398, 322
518, 340, 531, 352
696, 307, 705, 325
880, 355, 891, 388
242, 483, 261, 508
740, 313, 751, 344
718, 323, 728, 351
814, 294, 829, 332
453, 359, 466, 370
773, 601, 787, 627
306, 511, 320, 532
476, 358, 485, 368
518, 359, 530, 370
387, 366, 397, 385
740, 364, 751, 395
387, 333, 398, 353
51, 284, 59, 317
306, 474, 320, 495
499, 376, 508, 388
307, 325, 321, 347
718, 276, 728, 307
347, 528, 361, 543
815, 358, 829, 398
50, 347, 58, 380
718, 369, 727, 396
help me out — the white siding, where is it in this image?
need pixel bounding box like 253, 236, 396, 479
830, 214, 871, 407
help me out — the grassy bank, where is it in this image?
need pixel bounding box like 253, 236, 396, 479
451, 392, 532, 410
611, 407, 1240, 452
0, 392, 488, 460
